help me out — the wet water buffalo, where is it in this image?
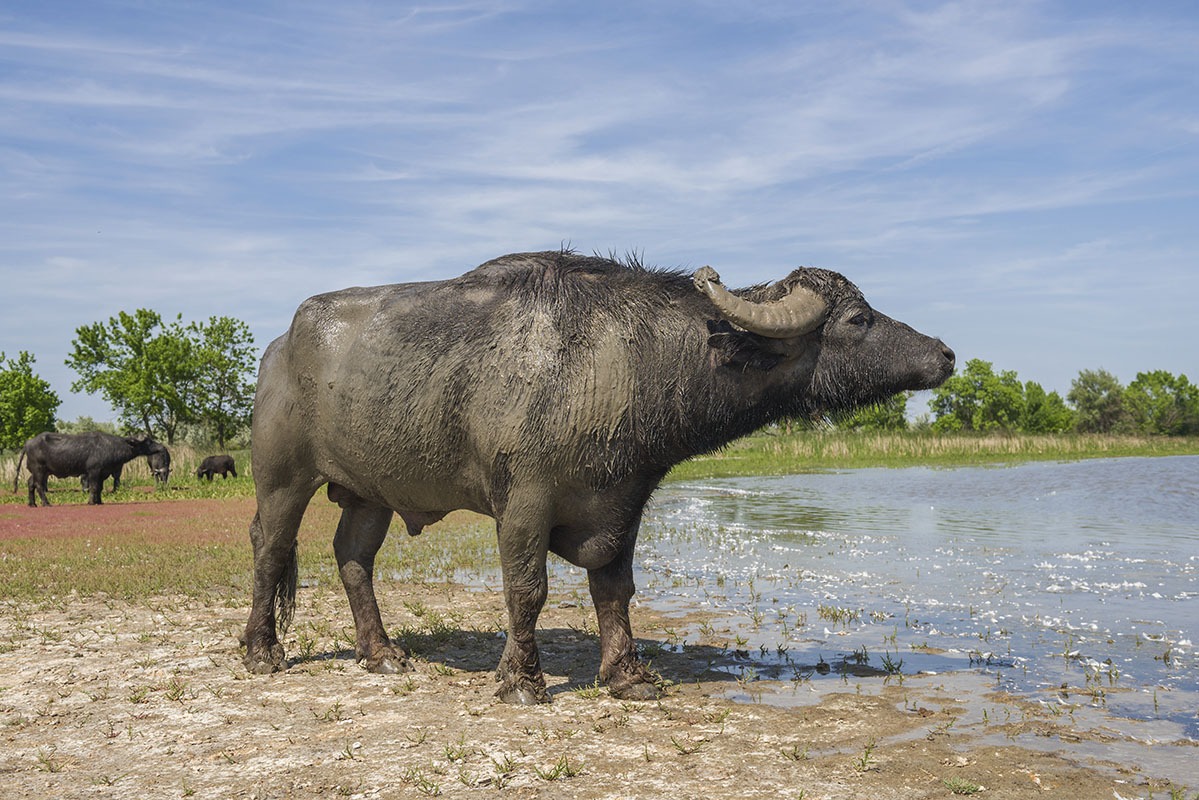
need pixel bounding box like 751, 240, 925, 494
242, 250, 954, 703
197, 454, 237, 481
15, 431, 165, 506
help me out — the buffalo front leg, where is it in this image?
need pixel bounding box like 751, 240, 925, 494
588, 531, 662, 701
494, 500, 552, 705
333, 501, 409, 674
86, 471, 103, 505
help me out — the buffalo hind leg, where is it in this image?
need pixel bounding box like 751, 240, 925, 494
333, 498, 409, 674
494, 497, 552, 704
28, 475, 47, 507
242, 490, 312, 674
588, 530, 662, 701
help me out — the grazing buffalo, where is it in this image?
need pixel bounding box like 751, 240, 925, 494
242, 250, 954, 703
80, 441, 171, 493
14, 431, 164, 506
197, 454, 237, 481
147, 442, 172, 484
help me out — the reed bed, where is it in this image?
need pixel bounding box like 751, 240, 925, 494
668, 430, 1199, 480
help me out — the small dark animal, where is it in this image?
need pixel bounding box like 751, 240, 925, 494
197, 454, 237, 481
14, 431, 164, 506
242, 250, 954, 704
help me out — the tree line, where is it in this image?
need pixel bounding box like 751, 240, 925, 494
842, 359, 1199, 436
3, 323, 1196, 451
1, 310, 256, 450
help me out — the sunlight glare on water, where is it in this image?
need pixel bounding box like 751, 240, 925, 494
636, 456, 1199, 738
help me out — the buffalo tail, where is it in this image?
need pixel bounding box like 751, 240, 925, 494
12, 447, 25, 493
275, 541, 299, 636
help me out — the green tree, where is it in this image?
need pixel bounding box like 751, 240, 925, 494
191, 316, 257, 448
56, 416, 118, 435
1067, 368, 1129, 433
1021, 381, 1076, 433
1124, 370, 1199, 436
0, 351, 61, 449
838, 392, 910, 431
66, 310, 200, 444
929, 359, 1024, 432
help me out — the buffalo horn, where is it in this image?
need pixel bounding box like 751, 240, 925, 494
693, 266, 827, 338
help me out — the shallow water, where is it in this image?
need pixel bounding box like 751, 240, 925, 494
633, 456, 1199, 746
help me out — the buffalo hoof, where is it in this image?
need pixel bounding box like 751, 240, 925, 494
608, 678, 663, 701
602, 657, 663, 701
496, 680, 550, 705
244, 642, 286, 675
363, 650, 411, 675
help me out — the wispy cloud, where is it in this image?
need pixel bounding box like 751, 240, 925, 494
1, 1, 1197, 419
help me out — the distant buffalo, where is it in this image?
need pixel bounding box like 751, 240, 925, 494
14, 431, 164, 506
80, 440, 171, 493
147, 442, 172, 484
197, 455, 237, 481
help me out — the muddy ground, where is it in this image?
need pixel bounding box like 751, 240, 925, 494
0, 499, 1193, 798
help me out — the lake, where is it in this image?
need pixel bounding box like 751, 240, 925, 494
633, 456, 1198, 748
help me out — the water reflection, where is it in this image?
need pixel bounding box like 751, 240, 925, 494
638, 456, 1199, 739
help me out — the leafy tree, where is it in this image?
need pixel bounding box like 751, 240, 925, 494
56, 416, 118, 435
929, 359, 1024, 432
1021, 381, 1076, 433
66, 310, 200, 444
1124, 370, 1199, 436
1067, 368, 1129, 433
66, 310, 257, 446
191, 316, 257, 448
838, 392, 910, 431
0, 351, 61, 449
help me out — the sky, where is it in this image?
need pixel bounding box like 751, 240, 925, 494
2, 1, 1197, 423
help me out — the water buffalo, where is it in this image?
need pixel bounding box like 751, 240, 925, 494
14, 431, 164, 506
242, 250, 954, 703
197, 454, 237, 481
147, 442, 172, 484
80, 441, 171, 493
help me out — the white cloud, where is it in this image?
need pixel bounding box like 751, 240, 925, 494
1, 1, 1198, 420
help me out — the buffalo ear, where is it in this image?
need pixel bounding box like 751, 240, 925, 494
706, 320, 785, 371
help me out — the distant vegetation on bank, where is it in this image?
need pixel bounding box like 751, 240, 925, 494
3, 432, 1197, 505
666, 429, 1199, 481
4, 335, 1198, 498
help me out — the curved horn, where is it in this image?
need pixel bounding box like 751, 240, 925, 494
693, 266, 827, 338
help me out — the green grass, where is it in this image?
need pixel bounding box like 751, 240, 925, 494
0, 500, 499, 604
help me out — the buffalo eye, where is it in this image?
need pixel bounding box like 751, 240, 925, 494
847, 311, 871, 327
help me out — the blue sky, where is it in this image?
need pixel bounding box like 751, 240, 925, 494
2, 1, 1197, 423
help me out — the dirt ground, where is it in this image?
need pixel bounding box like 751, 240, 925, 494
0, 500, 1193, 798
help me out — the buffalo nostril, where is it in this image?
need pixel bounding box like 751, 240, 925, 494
940, 343, 955, 366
